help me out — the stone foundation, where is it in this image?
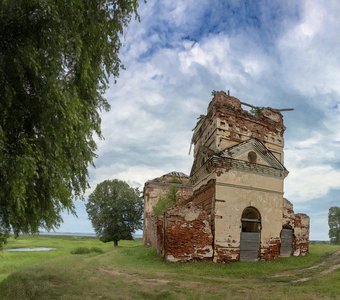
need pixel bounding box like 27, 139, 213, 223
213, 246, 240, 262
260, 238, 281, 260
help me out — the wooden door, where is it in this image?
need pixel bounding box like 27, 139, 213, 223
280, 229, 293, 256
240, 232, 260, 261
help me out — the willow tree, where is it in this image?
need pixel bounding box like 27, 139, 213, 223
0, 0, 139, 247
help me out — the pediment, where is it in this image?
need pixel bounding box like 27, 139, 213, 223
220, 138, 286, 171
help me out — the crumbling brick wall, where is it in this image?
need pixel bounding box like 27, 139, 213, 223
143, 172, 193, 247
283, 200, 310, 257
183, 179, 215, 215
293, 213, 310, 256
156, 215, 165, 257
213, 243, 240, 263
283, 198, 295, 229
158, 203, 213, 262
211, 94, 285, 153
260, 238, 281, 260
191, 91, 285, 178
145, 91, 310, 263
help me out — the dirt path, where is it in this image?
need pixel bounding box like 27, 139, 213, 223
271, 250, 340, 284
98, 250, 340, 291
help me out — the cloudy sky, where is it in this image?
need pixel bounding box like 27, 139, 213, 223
59, 0, 340, 241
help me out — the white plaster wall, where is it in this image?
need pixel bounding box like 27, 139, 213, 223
236, 152, 270, 166
192, 167, 216, 192
217, 169, 283, 193
214, 169, 284, 248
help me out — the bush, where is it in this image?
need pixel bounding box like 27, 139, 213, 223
169, 177, 183, 184
153, 186, 178, 215
90, 247, 104, 253
71, 247, 91, 255
71, 247, 104, 255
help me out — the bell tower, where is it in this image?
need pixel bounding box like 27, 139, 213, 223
190, 91, 286, 190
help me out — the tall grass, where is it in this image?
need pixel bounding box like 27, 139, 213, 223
0, 236, 339, 300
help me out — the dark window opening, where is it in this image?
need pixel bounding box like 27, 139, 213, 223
241, 206, 261, 232
248, 151, 257, 163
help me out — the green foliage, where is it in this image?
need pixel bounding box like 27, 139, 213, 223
0, 1, 139, 246
169, 177, 183, 184
250, 107, 262, 116
0, 235, 113, 282
70, 246, 103, 255
86, 179, 143, 246
328, 206, 340, 244
90, 247, 104, 254
0, 232, 9, 250
153, 186, 178, 215
71, 247, 91, 254
1, 238, 340, 300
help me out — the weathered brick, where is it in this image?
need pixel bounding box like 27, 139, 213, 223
160, 203, 213, 262
144, 91, 310, 263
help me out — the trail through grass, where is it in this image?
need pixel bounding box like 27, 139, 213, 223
0, 236, 340, 299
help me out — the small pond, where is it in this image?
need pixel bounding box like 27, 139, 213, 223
5, 247, 56, 252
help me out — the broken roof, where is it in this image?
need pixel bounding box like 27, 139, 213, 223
147, 171, 190, 184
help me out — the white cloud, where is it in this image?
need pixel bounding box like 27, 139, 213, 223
59, 0, 340, 240
179, 35, 231, 74
277, 0, 340, 96
285, 165, 340, 202
88, 164, 169, 193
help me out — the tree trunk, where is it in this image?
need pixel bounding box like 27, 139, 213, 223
114, 240, 118, 247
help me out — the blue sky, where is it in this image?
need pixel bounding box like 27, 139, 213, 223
58, 0, 340, 240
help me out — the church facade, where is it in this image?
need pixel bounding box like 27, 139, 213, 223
143, 91, 309, 262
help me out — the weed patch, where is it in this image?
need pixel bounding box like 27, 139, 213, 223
1, 237, 340, 299
71, 246, 104, 255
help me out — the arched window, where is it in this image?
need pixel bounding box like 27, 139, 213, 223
248, 151, 257, 163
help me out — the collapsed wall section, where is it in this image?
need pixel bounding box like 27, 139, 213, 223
283, 198, 295, 228
282, 199, 310, 257
182, 179, 215, 216
143, 172, 192, 247
144, 91, 310, 263
293, 213, 310, 256
157, 203, 213, 262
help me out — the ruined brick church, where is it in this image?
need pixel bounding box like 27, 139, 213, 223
143, 91, 309, 262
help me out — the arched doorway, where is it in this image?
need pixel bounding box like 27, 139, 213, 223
240, 207, 261, 261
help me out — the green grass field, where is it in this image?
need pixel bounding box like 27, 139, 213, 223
0, 235, 339, 299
